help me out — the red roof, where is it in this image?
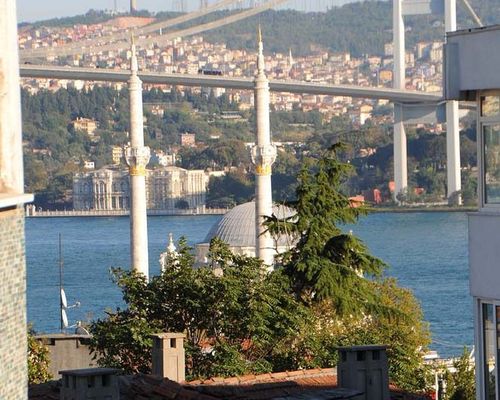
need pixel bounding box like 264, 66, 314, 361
29, 368, 431, 400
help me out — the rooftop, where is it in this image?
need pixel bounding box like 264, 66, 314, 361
29, 368, 431, 400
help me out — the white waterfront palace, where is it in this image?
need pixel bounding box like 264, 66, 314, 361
73, 165, 210, 211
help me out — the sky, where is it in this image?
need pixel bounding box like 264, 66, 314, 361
17, 0, 354, 23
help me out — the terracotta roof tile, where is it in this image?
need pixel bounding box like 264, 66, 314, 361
269, 371, 289, 380
222, 376, 240, 385
29, 367, 429, 400
239, 374, 257, 382
287, 370, 307, 377
152, 382, 182, 399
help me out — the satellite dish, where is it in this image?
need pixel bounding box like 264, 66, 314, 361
61, 288, 68, 309
61, 309, 69, 329
75, 325, 90, 335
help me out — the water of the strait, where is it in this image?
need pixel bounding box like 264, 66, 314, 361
25, 212, 471, 358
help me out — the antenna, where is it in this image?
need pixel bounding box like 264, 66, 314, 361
58, 234, 81, 333
61, 288, 68, 309
59, 234, 64, 332
61, 309, 69, 329
75, 321, 90, 335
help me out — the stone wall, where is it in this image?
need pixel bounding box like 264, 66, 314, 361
0, 207, 28, 399
36, 335, 96, 378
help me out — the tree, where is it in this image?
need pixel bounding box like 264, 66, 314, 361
90, 148, 431, 391
90, 239, 308, 379
28, 327, 52, 384
266, 143, 386, 315
206, 170, 254, 205
175, 199, 190, 209
444, 349, 476, 400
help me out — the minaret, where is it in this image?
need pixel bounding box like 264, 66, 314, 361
125, 38, 151, 279
159, 233, 178, 271
130, 0, 137, 14
251, 26, 277, 268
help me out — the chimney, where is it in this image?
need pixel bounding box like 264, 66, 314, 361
337, 345, 389, 400
130, 0, 137, 14
59, 368, 120, 400
151, 333, 186, 382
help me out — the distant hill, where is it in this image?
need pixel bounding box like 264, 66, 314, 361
202, 0, 499, 56
23, 0, 500, 57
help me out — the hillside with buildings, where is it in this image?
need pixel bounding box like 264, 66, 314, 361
19, 0, 485, 210
21, 0, 500, 56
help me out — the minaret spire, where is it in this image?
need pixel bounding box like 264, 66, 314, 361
130, 34, 138, 74
257, 25, 265, 75
251, 27, 277, 269
125, 38, 151, 279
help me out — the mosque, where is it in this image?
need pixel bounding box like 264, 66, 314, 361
194, 201, 296, 264
158, 29, 291, 269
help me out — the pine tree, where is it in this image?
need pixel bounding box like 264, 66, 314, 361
266, 143, 386, 315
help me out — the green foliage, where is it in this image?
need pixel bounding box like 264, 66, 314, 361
202, 5, 441, 57
175, 199, 190, 209
444, 349, 476, 400
22, 82, 473, 209
206, 170, 254, 206
91, 149, 430, 391
267, 144, 386, 314
21, 86, 247, 209
27, 327, 52, 384
90, 238, 308, 379
28, 0, 499, 56
179, 140, 250, 170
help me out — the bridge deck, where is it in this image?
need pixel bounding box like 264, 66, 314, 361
20, 65, 443, 104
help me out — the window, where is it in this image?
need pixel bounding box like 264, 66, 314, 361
483, 124, 500, 204
483, 303, 496, 399
481, 96, 500, 118
479, 92, 500, 208
102, 374, 110, 387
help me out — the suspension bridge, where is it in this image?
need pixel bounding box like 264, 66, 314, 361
18, 0, 483, 202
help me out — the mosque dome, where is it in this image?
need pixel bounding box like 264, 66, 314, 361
203, 201, 295, 247
195, 201, 296, 263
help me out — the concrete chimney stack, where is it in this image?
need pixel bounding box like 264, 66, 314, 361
130, 0, 137, 14
151, 333, 186, 382
337, 345, 390, 400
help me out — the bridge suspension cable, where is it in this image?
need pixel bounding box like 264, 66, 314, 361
20, 0, 243, 60
20, 0, 290, 60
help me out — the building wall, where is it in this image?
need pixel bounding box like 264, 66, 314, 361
0, 207, 27, 400
36, 335, 96, 378
469, 213, 500, 299
74, 166, 209, 211
73, 169, 130, 211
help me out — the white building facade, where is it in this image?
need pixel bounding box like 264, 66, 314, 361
445, 25, 500, 399
73, 166, 210, 211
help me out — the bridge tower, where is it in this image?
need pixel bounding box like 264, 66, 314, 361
393, 0, 461, 204
125, 40, 151, 279
445, 0, 462, 204
393, 0, 407, 201
252, 27, 277, 268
